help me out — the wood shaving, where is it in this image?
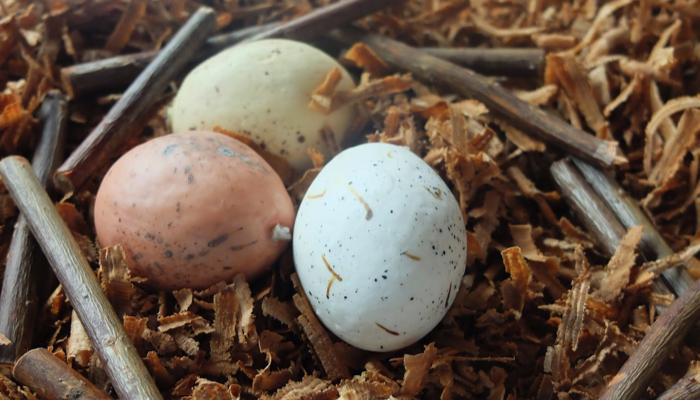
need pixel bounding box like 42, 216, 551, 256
595, 226, 644, 304
261, 375, 338, 400
105, 0, 147, 54
343, 43, 390, 77
500, 247, 532, 317
261, 296, 300, 331
233, 274, 258, 351
398, 342, 438, 396
66, 310, 92, 368
210, 283, 238, 364
310, 72, 412, 115
98, 244, 133, 318
548, 53, 609, 139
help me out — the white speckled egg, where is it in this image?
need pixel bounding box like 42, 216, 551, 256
170, 39, 357, 172
292, 142, 467, 352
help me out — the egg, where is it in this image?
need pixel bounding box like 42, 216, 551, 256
94, 131, 295, 291
170, 39, 357, 172
292, 142, 467, 352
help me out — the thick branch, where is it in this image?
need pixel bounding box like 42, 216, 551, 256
330, 27, 626, 169
0, 157, 162, 400
0, 91, 67, 371
571, 158, 692, 297
419, 47, 544, 77
13, 348, 112, 400
53, 7, 219, 195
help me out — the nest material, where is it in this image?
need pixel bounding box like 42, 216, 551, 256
1, 0, 700, 399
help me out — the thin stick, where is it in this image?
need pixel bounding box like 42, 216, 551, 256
62, 0, 405, 98
53, 7, 218, 196
13, 348, 112, 400
329, 27, 625, 169
550, 159, 627, 256
61, 23, 275, 98
419, 47, 545, 77
550, 159, 674, 304
598, 278, 700, 400
656, 366, 700, 400
244, 0, 403, 42
552, 159, 700, 400
571, 158, 692, 297
0, 92, 67, 372
0, 157, 162, 399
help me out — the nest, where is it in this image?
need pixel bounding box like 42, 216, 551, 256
0, 0, 700, 399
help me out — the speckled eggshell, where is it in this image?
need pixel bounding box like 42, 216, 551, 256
94, 131, 295, 291
170, 38, 356, 172
292, 142, 467, 352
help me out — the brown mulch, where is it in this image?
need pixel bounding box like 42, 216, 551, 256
1, 0, 700, 399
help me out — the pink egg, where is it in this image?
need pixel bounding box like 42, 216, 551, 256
94, 131, 295, 290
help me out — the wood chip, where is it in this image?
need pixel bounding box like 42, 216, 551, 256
399, 342, 438, 396
343, 42, 390, 77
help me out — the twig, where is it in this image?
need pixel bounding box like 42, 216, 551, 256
551, 159, 700, 400
571, 158, 692, 297
598, 277, 700, 400
53, 7, 218, 196
243, 0, 404, 43
61, 23, 275, 98
550, 159, 674, 305
329, 27, 625, 169
656, 364, 700, 400
0, 157, 162, 399
549, 159, 627, 256
62, 0, 405, 98
419, 47, 545, 77
13, 348, 112, 400
0, 92, 67, 372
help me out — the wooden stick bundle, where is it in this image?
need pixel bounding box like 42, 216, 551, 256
0, 157, 162, 399
550, 159, 675, 304
330, 27, 625, 170
13, 348, 111, 400
571, 158, 692, 296
551, 159, 700, 400
0, 92, 68, 372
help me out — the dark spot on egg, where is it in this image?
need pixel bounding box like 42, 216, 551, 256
208, 234, 228, 247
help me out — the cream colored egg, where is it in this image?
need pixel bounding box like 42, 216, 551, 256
171, 39, 356, 172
